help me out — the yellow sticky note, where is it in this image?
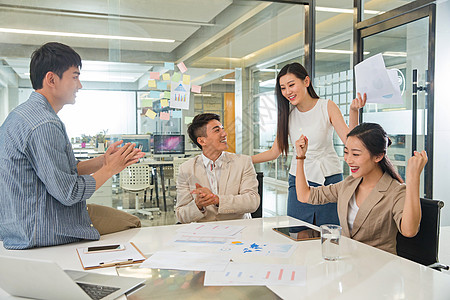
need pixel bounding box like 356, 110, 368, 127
184, 116, 194, 124
162, 73, 170, 81
141, 99, 153, 107
161, 99, 169, 108
163, 91, 171, 99
148, 80, 156, 88
183, 75, 190, 85
145, 109, 157, 119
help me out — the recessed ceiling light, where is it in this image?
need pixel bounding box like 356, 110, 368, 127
316, 7, 382, 15
316, 49, 370, 55
382, 51, 407, 57
0, 28, 175, 43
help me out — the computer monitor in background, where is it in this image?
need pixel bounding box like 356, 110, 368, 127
153, 134, 185, 156
107, 134, 152, 153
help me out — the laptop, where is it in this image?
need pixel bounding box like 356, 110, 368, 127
0, 256, 145, 300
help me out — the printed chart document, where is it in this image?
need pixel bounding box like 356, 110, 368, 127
173, 234, 239, 245
176, 223, 245, 237
354, 53, 403, 104
218, 241, 297, 258
204, 263, 306, 287
140, 251, 232, 272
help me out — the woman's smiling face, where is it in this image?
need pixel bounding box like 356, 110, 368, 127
344, 136, 382, 178
279, 73, 310, 105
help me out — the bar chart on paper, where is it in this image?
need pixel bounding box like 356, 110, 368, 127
204, 263, 306, 287
176, 224, 245, 237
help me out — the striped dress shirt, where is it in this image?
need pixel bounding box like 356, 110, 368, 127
0, 91, 100, 249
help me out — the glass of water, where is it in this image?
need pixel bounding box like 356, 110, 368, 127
320, 224, 342, 261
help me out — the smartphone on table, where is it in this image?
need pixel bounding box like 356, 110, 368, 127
84, 244, 126, 254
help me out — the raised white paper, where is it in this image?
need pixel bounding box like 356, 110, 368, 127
354, 53, 403, 104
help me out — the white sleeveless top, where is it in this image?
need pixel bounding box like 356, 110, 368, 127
288, 99, 342, 184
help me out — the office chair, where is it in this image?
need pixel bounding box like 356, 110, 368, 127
173, 157, 191, 205
396, 198, 449, 271
120, 164, 160, 219
251, 172, 264, 218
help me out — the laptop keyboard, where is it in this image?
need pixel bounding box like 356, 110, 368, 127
76, 282, 120, 300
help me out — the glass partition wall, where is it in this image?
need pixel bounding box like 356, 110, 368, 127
0, 0, 436, 198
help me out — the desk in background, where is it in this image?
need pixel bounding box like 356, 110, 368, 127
1, 216, 449, 299
139, 159, 173, 212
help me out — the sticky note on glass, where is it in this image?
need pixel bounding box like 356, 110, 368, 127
157, 82, 168, 90
164, 62, 175, 70
145, 109, 157, 119
183, 75, 190, 85
148, 80, 156, 88
141, 99, 153, 107
172, 72, 181, 82
163, 91, 171, 99
191, 85, 201, 93
162, 73, 171, 81
161, 99, 169, 108
172, 110, 182, 118
184, 116, 194, 124
177, 62, 188, 73
149, 91, 161, 98
160, 111, 170, 121
150, 72, 160, 80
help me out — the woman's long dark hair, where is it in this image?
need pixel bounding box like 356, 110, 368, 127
347, 123, 404, 183
275, 63, 319, 156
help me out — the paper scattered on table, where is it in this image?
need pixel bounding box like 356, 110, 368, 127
219, 241, 297, 258
176, 223, 245, 237
204, 263, 306, 287
140, 251, 231, 272
354, 53, 403, 104
173, 234, 240, 245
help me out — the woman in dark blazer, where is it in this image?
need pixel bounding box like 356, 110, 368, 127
294, 123, 427, 254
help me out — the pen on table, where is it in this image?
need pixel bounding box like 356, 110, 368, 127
99, 259, 133, 267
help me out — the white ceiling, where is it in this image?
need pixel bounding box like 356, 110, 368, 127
0, 0, 409, 89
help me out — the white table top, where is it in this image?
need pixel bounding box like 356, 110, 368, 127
1, 216, 449, 299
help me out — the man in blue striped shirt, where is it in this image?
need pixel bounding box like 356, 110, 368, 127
0, 42, 145, 249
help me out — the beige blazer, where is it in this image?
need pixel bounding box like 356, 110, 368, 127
308, 172, 406, 254
175, 152, 260, 223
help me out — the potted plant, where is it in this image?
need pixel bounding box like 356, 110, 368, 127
80, 134, 90, 148
95, 130, 108, 153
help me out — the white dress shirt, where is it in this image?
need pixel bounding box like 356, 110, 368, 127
201, 152, 224, 195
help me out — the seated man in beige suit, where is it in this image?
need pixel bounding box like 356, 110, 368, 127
176, 113, 260, 223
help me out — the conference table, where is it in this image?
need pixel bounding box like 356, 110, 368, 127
1, 216, 449, 299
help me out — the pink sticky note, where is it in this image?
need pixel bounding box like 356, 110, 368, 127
177, 62, 188, 73
160, 112, 170, 120
150, 72, 160, 80
191, 85, 201, 93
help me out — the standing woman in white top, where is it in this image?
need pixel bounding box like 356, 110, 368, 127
252, 62, 366, 227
